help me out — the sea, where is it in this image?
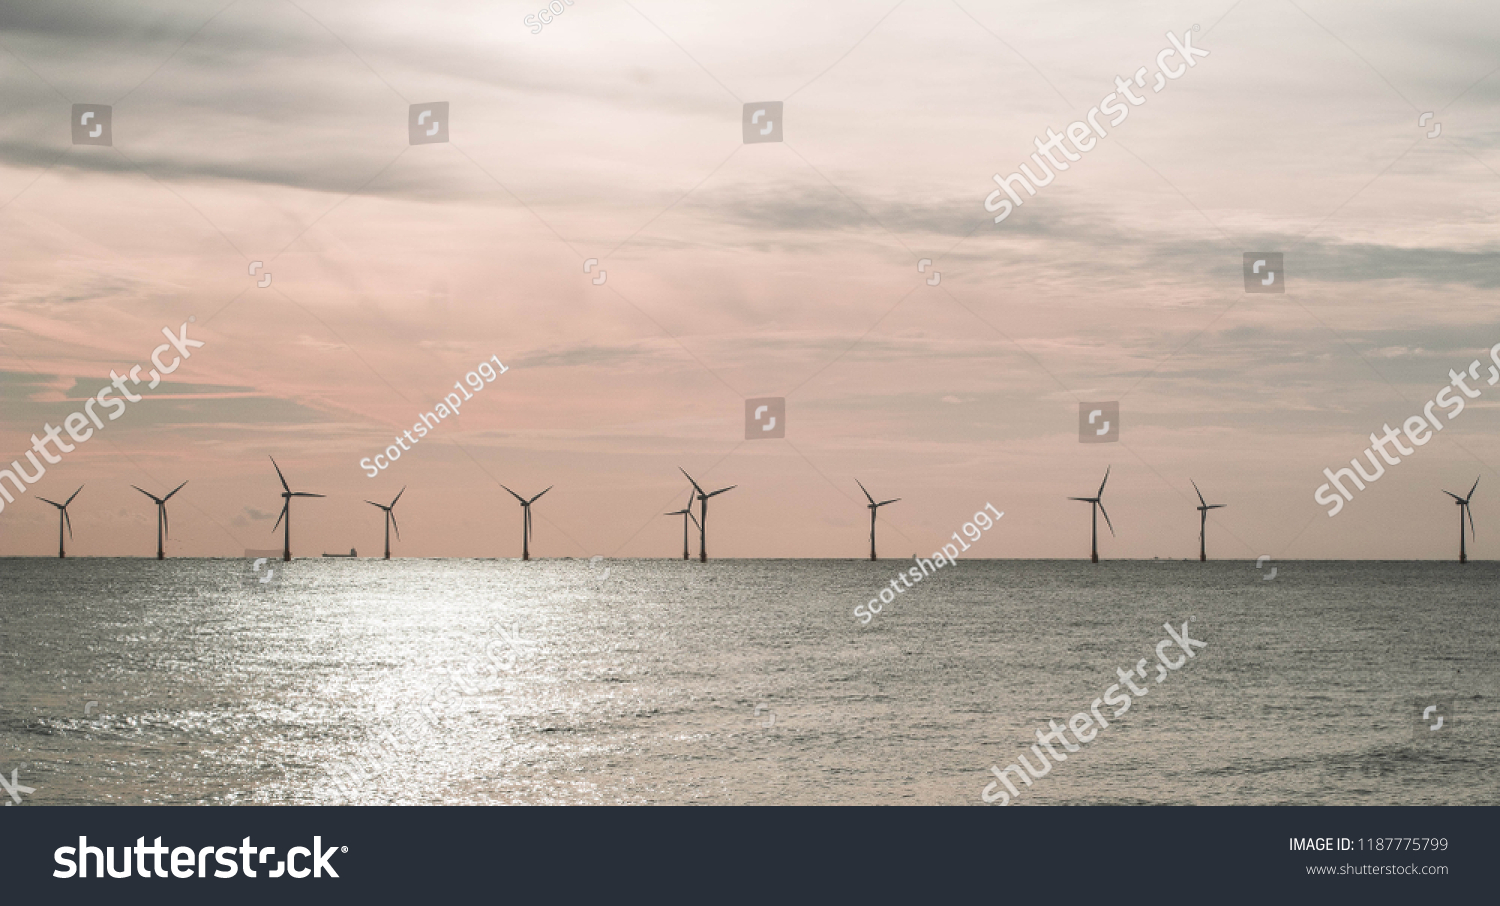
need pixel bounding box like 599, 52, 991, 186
1, 558, 1495, 806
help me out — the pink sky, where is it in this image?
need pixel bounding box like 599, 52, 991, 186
1, 0, 1498, 559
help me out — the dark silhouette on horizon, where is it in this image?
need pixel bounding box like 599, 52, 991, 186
680, 468, 734, 562
1191, 480, 1225, 562
665, 488, 699, 560
856, 479, 900, 561
36, 485, 83, 559
1068, 467, 1114, 563
270, 457, 324, 562
500, 484, 550, 560
365, 486, 405, 560
1443, 477, 1479, 563
132, 481, 188, 560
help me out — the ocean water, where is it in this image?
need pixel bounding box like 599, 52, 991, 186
1, 558, 1495, 806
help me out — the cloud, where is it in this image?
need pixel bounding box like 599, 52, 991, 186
230, 505, 276, 528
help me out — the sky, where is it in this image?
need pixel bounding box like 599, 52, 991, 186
0, 0, 1498, 560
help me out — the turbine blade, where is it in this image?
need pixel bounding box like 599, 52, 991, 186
390, 511, 400, 541
877, 498, 900, 507
1191, 480, 1205, 507
1469, 476, 1481, 500
366, 501, 384, 509
269, 456, 290, 492
391, 486, 405, 508
1443, 490, 1464, 502
273, 501, 287, 532
1098, 466, 1110, 498
528, 486, 553, 504
499, 484, 526, 504
1207, 504, 1226, 510
64, 508, 73, 538
678, 468, 704, 496
1466, 503, 1476, 541
1098, 502, 1115, 537
165, 480, 188, 500
131, 485, 161, 503
855, 479, 875, 506
162, 505, 169, 540
689, 512, 700, 530
65, 485, 84, 506
36, 497, 61, 508
707, 485, 736, 497
292, 492, 325, 498
1066, 497, 1092, 502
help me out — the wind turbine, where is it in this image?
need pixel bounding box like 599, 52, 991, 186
365, 486, 405, 560
1442, 477, 1479, 563
1068, 466, 1114, 563
131, 480, 188, 560
270, 456, 324, 562
665, 489, 699, 561
856, 479, 900, 561
1190, 480, 1225, 562
679, 468, 735, 562
36, 485, 83, 559
500, 484, 551, 560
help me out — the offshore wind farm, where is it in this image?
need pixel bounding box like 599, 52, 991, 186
0, 463, 1489, 563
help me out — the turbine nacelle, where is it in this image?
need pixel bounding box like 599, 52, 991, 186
1068, 467, 1114, 537
132, 481, 187, 546
1191, 479, 1225, 513
1442, 476, 1480, 543
365, 486, 405, 541
679, 469, 734, 503
38, 485, 85, 538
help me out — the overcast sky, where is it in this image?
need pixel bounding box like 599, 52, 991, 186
1, 0, 1498, 559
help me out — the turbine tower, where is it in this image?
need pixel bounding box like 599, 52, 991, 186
665, 489, 699, 561
131, 480, 188, 560
270, 457, 324, 562
1190, 480, 1225, 562
365, 486, 405, 560
1442, 477, 1479, 563
679, 468, 735, 562
1068, 466, 1114, 563
856, 479, 900, 561
36, 485, 83, 559
500, 484, 551, 560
